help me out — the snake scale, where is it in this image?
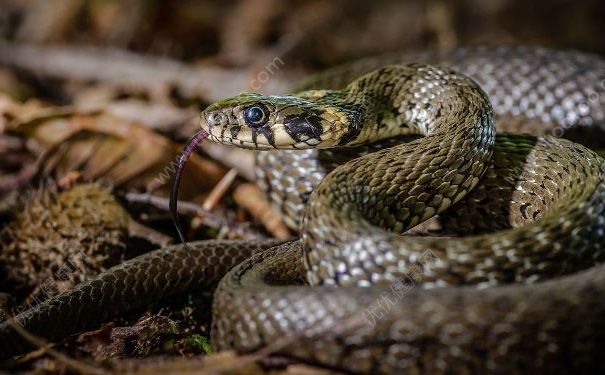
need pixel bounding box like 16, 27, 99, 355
2, 46, 605, 373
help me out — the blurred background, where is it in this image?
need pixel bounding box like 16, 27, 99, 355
1, 0, 604, 372
3, 0, 605, 61
2, 0, 605, 100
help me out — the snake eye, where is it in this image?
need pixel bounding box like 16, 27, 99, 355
244, 105, 268, 127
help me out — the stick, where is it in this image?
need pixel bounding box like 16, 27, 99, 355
0, 43, 293, 102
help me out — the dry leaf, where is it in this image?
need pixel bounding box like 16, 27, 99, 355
10, 109, 227, 199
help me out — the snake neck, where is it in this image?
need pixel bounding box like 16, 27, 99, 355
301, 65, 496, 285
306, 64, 496, 221
294, 65, 495, 151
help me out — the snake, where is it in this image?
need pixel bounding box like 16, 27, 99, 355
2, 46, 605, 373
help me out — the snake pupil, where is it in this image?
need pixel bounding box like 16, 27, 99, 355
244, 105, 267, 127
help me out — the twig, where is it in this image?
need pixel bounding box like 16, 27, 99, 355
191, 168, 239, 236
125, 192, 219, 225
123, 192, 261, 240
3, 317, 109, 375
202, 168, 238, 211
128, 218, 173, 247
0, 43, 293, 102
232, 183, 291, 239
103, 100, 196, 133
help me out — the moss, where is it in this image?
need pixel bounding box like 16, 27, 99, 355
0, 183, 129, 300
186, 334, 212, 354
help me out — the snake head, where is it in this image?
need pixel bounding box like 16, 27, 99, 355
201, 92, 355, 149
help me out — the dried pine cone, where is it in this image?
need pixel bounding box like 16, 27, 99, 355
0, 183, 129, 300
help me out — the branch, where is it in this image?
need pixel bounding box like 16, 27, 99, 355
0, 43, 293, 102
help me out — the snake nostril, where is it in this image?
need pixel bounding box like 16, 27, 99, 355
206, 112, 227, 127
205, 113, 216, 125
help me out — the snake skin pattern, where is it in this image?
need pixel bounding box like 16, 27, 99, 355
2, 47, 605, 373
0, 240, 284, 357
257, 46, 605, 228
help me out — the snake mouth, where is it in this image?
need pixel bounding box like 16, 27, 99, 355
205, 132, 325, 150
201, 113, 330, 150
206, 132, 275, 149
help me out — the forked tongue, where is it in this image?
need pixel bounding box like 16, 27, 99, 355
169, 129, 209, 248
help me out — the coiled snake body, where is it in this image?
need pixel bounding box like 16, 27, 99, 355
2, 47, 605, 373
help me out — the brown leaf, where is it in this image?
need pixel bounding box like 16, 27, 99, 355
11, 109, 226, 199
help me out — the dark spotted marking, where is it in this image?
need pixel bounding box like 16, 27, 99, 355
251, 125, 276, 147
284, 114, 323, 142
338, 105, 365, 145
230, 125, 241, 139
220, 123, 228, 139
